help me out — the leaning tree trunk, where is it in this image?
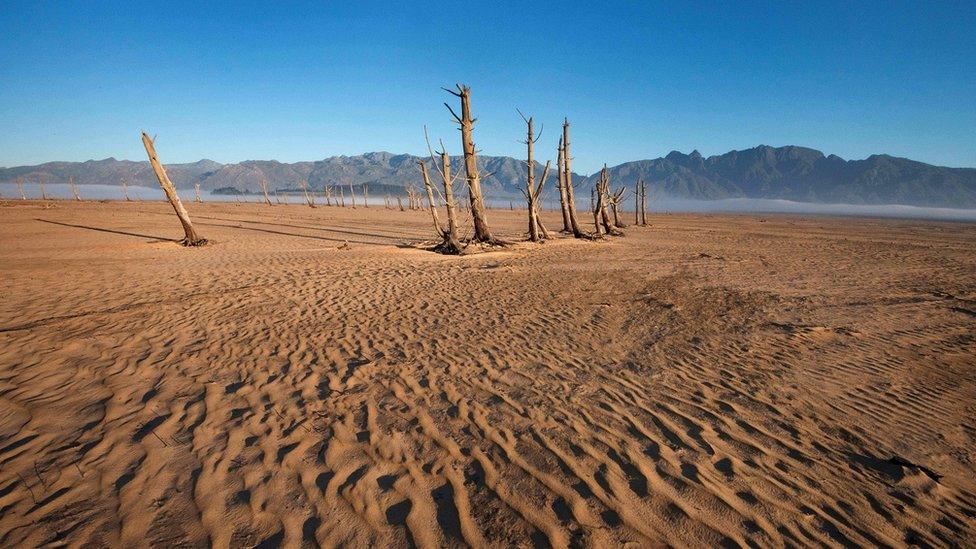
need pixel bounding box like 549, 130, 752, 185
562, 119, 584, 237
259, 178, 273, 205
446, 85, 495, 243
17, 178, 26, 200
69, 176, 81, 201
141, 132, 206, 246
419, 160, 444, 235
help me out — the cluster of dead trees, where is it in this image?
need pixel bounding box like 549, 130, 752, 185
417, 84, 653, 254
139, 83, 653, 248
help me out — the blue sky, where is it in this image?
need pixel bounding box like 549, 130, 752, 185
1, 1, 973, 174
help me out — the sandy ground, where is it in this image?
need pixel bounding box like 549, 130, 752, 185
0, 199, 974, 548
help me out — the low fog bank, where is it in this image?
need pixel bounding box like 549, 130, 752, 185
649, 196, 976, 222
5, 182, 976, 222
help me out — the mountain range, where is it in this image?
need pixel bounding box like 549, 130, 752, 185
2, 146, 975, 208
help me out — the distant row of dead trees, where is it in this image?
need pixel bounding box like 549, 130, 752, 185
134, 83, 654, 249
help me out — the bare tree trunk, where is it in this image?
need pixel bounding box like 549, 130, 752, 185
641, 181, 648, 226
562, 119, 584, 237
519, 113, 549, 242
419, 160, 443, 235
597, 166, 617, 235
194, 183, 202, 203
610, 187, 627, 228
339, 187, 345, 207
556, 139, 571, 232
396, 196, 404, 211
275, 189, 282, 205
39, 176, 47, 200
140, 132, 206, 246
121, 177, 131, 201
17, 177, 26, 200
363, 184, 369, 207
349, 183, 357, 208
69, 176, 81, 201
259, 179, 273, 205
635, 179, 640, 225
445, 84, 495, 243
299, 178, 315, 207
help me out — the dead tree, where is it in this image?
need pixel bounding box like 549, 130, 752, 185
17, 177, 26, 200
69, 176, 81, 201
140, 132, 206, 246
418, 161, 444, 234
121, 176, 131, 201
275, 189, 282, 205
349, 183, 357, 208
362, 184, 369, 207
517, 110, 552, 242
258, 178, 273, 205
299, 178, 316, 207
610, 187, 627, 228
324, 185, 333, 206
556, 138, 571, 232
562, 119, 584, 237
640, 180, 648, 226
595, 165, 619, 236
396, 196, 404, 211
634, 178, 641, 225
444, 84, 496, 243
39, 176, 48, 200
194, 183, 203, 203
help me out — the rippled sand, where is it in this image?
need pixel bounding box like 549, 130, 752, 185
1, 200, 974, 547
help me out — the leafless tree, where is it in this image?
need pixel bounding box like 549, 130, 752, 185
349, 183, 357, 208
444, 84, 496, 243
609, 186, 627, 228
195, 183, 202, 203
299, 178, 316, 207
121, 176, 131, 201
556, 138, 571, 232
562, 119, 585, 238
258, 178, 273, 205
141, 132, 206, 246
362, 184, 369, 207
16, 177, 26, 200
69, 175, 81, 201
38, 176, 48, 200
517, 110, 552, 242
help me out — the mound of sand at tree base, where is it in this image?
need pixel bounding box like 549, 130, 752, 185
1, 200, 974, 547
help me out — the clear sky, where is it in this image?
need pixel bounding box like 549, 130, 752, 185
1, 1, 973, 175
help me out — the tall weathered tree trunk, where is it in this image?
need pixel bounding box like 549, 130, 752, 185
349, 183, 357, 208
69, 176, 81, 201
598, 166, 616, 235
39, 176, 48, 200
445, 85, 495, 243
556, 139, 571, 232
419, 160, 443, 235
562, 119, 584, 237
140, 132, 206, 246
195, 183, 202, 203
635, 179, 641, 225
363, 184, 369, 207
520, 114, 544, 242
17, 177, 26, 200
641, 181, 648, 226
300, 178, 315, 207
259, 178, 273, 205
121, 176, 131, 201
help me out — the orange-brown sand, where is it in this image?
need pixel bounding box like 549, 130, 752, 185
1, 200, 974, 547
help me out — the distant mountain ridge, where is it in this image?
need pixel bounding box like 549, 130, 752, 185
3, 146, 975, 207
583, 146, 976, 208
